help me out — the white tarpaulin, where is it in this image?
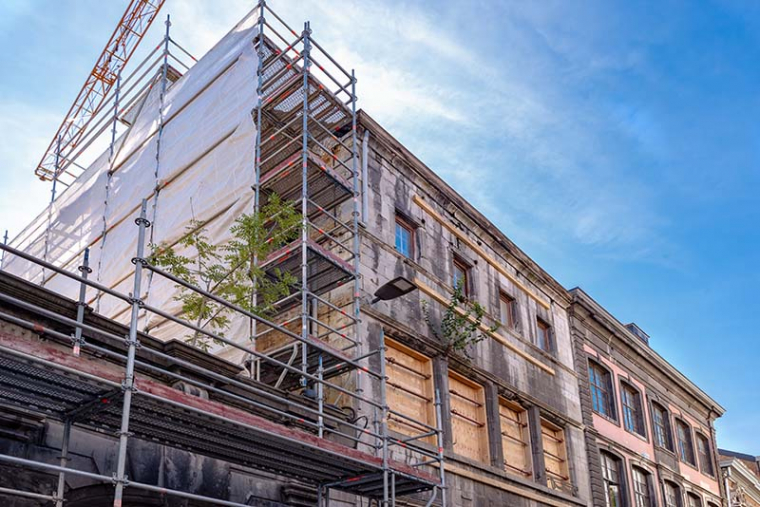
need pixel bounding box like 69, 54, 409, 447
6, 8, 262, 350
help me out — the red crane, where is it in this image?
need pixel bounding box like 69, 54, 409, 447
35, 0, 165, 183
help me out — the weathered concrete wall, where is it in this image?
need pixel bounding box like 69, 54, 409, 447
357, 113, 590, 506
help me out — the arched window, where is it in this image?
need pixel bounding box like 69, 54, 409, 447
663, 481, 682, 507
632, 466, 653, 507
588, 359, 615, 419
601, 451, 625, 507
696, 433, 715, 476
621, 381, 646, 437
651, 401, 673, 451
676, 419, 696, 466
686, 492, 703, 507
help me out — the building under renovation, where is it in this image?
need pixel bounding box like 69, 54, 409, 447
0, 2, 591, 507
0, 3, 733, 507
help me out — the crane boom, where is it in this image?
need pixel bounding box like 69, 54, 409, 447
35, 0, 166, 182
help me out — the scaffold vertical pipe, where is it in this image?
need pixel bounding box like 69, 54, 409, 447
96, 70, 121, 313
55, 421, 71, 507
350, 67, 362, 403
435, 388, 447, 507
317, 355, 324, 437
42, 135, 62, 286
379, 329, 390, 507
112, 199, 150, 507
72, 248, 91, 357
249, 0, 266, 375
142, 15, 171, 331
299, 22, 312, 387
54, 420, 71, 507
0, 230, 8, 270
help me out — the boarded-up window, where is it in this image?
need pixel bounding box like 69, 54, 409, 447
542, 419, 571, 492
499, 400, 532, 478
449, 372, 488, 463
385, 339, 435, 438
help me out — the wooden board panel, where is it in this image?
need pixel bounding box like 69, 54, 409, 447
541, 419, 570, 491
449, 372, 488, 463
499, 400, 532, 477
385, 339, 435, 438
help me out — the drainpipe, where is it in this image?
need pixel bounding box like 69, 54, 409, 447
723, 467, 732, 507
361, 128, 369, 224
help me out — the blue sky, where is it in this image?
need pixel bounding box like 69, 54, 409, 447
1, 1, 758, 451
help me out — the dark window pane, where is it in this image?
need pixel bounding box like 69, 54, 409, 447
394, 217, 413, 258
537, 319, 551, 352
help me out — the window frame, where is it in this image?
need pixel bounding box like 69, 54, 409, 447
394, 212, 416, 259
676, 419, 697, 467
498, 399, 532, 479
600, 450, 625, 507
448, 371, 489, 463
686, 492, 703, 507
620, 380, 647, 438
541, 418, 571, 493
588, 359, 617, 420
536, 317, 553, 353
499, 291, 519, 330
452, 254, 471, 297
632, 466, 654, 507
663, 480, 682, 507
384, 338, 436, 439
696, 432, 715, 477
651, 401, 673, 451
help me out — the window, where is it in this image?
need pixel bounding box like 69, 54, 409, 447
452, 255, 470, 296
499, 400, 531, 478
676, 420, 696, 466
449, 372, 488, 463
652, 402, 673, 450
696, 433, 714, 476
686, 493, 702, 507
541, 420, 571, 493
385, 339, 435, 439
600, 451, 624, 507
536, 318, 552, 352
632, 467, 653, 507
394, 214, 415, 258
588, 360, 615, 419
499, 292, 518, 329
621, 382, 645, 437
663, 481, 681, 507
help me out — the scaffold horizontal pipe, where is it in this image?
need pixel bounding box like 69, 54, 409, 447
0, 305, 384, 447
142, 262, 384, 382
0, 486, 57, 502
0, 243, 131, 304
0, 453, 253, 507
138, 300, 385, 408
82, 339, 382, 443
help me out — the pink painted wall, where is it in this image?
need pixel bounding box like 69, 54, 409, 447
584, 344, 721, 503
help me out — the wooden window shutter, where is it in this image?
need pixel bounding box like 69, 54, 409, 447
449, 372, 489, 463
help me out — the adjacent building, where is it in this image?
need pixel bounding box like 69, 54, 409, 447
570, 288, 725, 507
720, 449, 760, 506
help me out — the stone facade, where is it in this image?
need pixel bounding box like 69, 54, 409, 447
570, 287, 724, 507
354, 112, 591, 506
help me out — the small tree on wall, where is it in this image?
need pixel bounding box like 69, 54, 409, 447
422, 280, 497, 358
150, 194, 301, 351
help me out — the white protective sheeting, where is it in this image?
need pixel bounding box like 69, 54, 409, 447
6, 8, 262, 350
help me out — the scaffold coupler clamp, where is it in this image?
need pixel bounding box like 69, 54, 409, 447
70, 333, 85, 357
111, 472, 130, 487
134, 216, 151, 228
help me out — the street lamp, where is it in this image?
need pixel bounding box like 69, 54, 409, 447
371, 276, 417, 304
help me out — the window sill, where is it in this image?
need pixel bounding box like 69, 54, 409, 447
624, 427, 649, 443
592, 411, 619, 426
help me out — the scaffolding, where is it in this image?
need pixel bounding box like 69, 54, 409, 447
0, 2, 445, 506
